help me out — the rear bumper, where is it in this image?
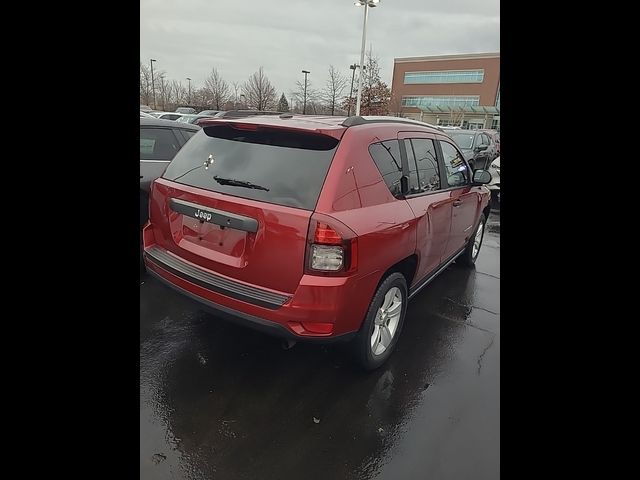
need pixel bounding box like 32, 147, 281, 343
143, 244, 374, 342
145, 265, 356, 343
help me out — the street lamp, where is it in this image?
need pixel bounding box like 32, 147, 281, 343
150, 59, 157, 110
301, 70, 310, 114
354, 0, 379, 116
186, 77, 191, 105
347, 63, 366, 116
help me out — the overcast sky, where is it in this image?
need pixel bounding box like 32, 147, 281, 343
141, 0, 499, 101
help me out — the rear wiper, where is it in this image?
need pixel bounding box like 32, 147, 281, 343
213, 176, 270, 191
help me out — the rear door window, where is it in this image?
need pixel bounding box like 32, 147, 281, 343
163, 124, 339, 211
410, 138, 441, 192
140, 127, 181, 160
369, 140, 403, 198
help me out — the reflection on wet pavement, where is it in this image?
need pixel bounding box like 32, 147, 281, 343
140, 213, 500, 480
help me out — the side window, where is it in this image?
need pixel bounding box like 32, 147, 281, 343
482, 133, 490, 146
140, 128, 180, 160
403, 140, 421, 194
178, 129, 197, 143
410, 138, 441, 192
369, 140, 403, 198
439, 141, 470, 187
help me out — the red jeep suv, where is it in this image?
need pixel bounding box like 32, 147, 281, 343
143, 115, 492, 369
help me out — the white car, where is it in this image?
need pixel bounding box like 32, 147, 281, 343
487, 156, 500, 204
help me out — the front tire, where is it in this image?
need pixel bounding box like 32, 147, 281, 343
458, 213, 486, 267
353, 272, 408, 371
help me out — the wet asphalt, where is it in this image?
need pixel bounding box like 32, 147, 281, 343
140, 212, 500, 480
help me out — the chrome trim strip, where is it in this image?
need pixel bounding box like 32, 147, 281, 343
145, 246, 290, 309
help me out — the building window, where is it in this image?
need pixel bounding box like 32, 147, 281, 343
491, 116, 500, 131
404, 70, 484, 84
402, 95, 480, 109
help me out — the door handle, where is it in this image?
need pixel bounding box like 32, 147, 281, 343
453, 199, 463, 207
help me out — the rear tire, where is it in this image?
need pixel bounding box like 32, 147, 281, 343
353, 272, 408, 371
458, 213, 486, 267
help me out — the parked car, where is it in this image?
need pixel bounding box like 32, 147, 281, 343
213, 110, 282, 119
142, 115, 492, 369
441, 129, 498, 171
140, 117, 200, 226
487, 156, 500, 207
175, 107, 196, 114
155, 112, 183, 121
176, 114, 216, 125
140, 104, 153, 112
140, 111, 155, 118
198, 110, 222, 116
480, 129, 500, 156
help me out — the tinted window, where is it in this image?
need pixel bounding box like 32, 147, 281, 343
439, 141, 470, 187
163, 125, 339, 211
410, 138, 441, 191
449, 132, 475, 149
481, 133, 490, 146
140, 127, 180, 160
179, 129, 197, 142
404, 140, 420, 193
369, 140, 403, 198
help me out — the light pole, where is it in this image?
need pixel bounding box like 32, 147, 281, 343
354, 0, 379, 116
186, 77, 191, 105
150, 59, 157, 110
348, 64, 358, 116
301, 70, 310, 114
347, 63, 366, 116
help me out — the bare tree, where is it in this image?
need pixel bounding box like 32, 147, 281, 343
157, 73, 170, 111
357, 52, 391, 115
291, 80, 320, 114
170, 80, 188, 109
242, 67, 277, 110
322, 65, 348, 116
140, 62, 152, 105
204, 68, 230, 110
227, 81, 241, 108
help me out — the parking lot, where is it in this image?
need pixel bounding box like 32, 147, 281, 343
140, 212, 500, 480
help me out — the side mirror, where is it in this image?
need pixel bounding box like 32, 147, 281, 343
475, 144, 488, 152
472, 169, 492, 185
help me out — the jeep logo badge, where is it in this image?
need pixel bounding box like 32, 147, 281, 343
195, 209, 212, 222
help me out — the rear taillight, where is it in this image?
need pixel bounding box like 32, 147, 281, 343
305, 214, 358, 275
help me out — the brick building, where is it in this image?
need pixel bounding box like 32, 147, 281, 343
390, 52, 500, 130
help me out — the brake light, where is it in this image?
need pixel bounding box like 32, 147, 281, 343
306, 214, 358, 275
314, 223, 342, 245
230, 123, 259, 131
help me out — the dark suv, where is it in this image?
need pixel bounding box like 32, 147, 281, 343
142, 115, 492, 369
442, 129, 498, 170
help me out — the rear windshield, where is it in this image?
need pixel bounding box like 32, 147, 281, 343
163, 124, 339, 210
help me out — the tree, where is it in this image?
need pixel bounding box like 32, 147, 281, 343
291, 80, 319, 114
242, 67, 277, 110
359, 52, 391, 115
322, 65, 348, 115
277, 93, 289, 112
204, 67, 230, 110
140, 62, 152, 106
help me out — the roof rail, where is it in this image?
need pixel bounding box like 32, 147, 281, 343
341, 115, 444, 131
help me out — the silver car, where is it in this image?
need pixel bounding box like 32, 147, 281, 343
140, 117, 200, 225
